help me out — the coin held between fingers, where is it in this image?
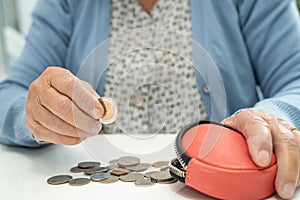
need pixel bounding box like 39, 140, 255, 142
98, 97, 118, 124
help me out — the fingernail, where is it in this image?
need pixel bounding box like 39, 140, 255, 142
282, 183, 295, 198
258, 150, 270, 165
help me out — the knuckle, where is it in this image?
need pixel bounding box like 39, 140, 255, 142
276, 133, 298, 150
29, 80, 38, 91
28, 79, 42, 96
62, 76, 76, 91
43, 66, 57, 76
44, 66, 64, 74
44, 67, 72, 80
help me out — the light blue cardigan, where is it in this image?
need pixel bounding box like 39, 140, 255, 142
0, 0, 300, 147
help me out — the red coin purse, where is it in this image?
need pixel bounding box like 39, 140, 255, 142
169, 121, 277, 200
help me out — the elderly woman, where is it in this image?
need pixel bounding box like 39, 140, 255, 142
0, 0, 300, 198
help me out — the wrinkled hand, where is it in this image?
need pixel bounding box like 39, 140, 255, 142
26, 67, 104, 145
222, 109, 300, 199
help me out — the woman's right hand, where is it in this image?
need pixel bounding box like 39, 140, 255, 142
26, 67, 104, 145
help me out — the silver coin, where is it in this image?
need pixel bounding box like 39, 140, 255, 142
135, 178, 155, 187
69, 178, 90, 186
160, 166, 170, 171
78, 161, 100, 169
99, 175, 119, 184
144, 171, 160, 178
108, 164, 118, 170
90, 172, 111, 182
47, 175, 73, 185
109, 159, 119, 165
112, 168, 130, 176
118, 156, 140, 167
120, 172, 144, 182
126, 163, 151, 172
85, 166, 109, 175
158, 178, 177, 184
70, 166, 88, 173
153, 161, 169, 168
150, 171, 173, 183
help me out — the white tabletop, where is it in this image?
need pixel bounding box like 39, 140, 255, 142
0, 134, 299, 200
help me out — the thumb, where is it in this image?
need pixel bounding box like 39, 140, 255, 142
222, 110, 273, 167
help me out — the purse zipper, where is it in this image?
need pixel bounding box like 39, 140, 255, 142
169, 122, 200, 180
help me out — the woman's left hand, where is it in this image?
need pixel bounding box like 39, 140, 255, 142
222, 109, 299, 199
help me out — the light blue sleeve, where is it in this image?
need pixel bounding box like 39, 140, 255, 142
0, 0, 74, 147
238, 0, 300, 128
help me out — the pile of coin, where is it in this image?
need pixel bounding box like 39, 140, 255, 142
47, 156, 176, 187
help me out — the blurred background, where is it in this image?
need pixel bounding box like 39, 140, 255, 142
0, 0, 36, 80
0, 0, 299, 81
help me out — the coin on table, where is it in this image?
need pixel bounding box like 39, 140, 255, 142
117, 156, 140, 167
109, 159, 119, 165
126, 163, 151, 172
160, 166, 170, 172
99, 175, 119, 184
158, 178, 177, 184
90, 172, 111, 182
70, 166, 89, 173
69, 178, 90, 186
144, 171, 160, 178
150, 171, 173, 183
47, 175, 73, 185
153, 161, 169, 168
78, 161, 101, 169
135, 178, 155, 187
108, 164, 119, 170
85, 166, 109, 175
120, 172, 144, 182
98, 97, 118, 124
111, 168, 130, 176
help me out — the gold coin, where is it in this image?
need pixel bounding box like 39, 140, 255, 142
98, 97, 117, 124
102, 101, 113, 120
152, 161, 169, 168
